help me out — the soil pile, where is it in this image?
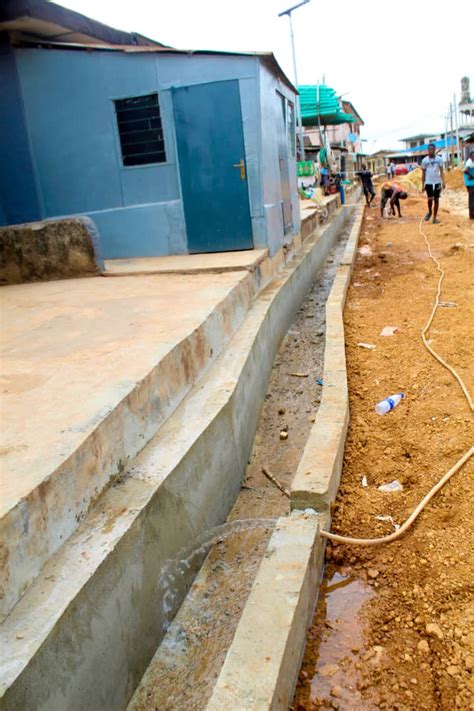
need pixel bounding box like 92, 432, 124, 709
397, 167, 422, 191
445, 168, 465, 190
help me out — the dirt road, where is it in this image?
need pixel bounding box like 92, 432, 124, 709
292, 192, 474, 710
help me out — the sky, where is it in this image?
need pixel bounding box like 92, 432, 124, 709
58, 0, 472, 153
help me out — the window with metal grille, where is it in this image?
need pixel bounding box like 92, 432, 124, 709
114, 93, 166, 166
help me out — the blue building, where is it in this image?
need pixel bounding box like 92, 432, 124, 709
0, 0, 300, 259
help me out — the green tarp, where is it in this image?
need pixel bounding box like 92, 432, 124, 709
299, 85, 356, 126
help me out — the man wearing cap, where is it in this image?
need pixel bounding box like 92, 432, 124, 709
463, 149, 474, 219
421, 143, 445, 224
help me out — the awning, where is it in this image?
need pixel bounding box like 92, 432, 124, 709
300, 85, 356, 126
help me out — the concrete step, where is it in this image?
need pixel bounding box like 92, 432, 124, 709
0, 268, 257, 621
0, 196, 359, 711
103, 249, 269, 277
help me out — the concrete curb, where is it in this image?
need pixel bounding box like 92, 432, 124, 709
206, 513, 323, 711
0, 197, 359, 711
205, 202, 364, 711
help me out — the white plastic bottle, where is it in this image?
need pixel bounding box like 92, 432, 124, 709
375, 393, 405, 415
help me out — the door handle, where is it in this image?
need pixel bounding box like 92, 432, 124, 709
232, 159, 246, 180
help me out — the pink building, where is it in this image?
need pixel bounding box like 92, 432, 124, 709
302, 100, 365, 175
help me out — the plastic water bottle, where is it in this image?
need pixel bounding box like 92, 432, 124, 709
375, 393, 404, 415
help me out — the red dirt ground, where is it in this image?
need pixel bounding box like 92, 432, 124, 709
293, 192, 474, 710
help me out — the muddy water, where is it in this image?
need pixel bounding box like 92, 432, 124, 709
292, 567, 374, 710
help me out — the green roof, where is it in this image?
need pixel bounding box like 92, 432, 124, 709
300, 85, 356, 126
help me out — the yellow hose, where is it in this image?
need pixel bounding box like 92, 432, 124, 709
321, 216, 473, 546
321, 447, 473, 545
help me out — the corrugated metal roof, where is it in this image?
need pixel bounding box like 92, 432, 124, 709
398, 136, 457, 155
9, 35, 298, 94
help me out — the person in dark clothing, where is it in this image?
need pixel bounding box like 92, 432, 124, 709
356, 164, 376, 206
380, 182, 408, 218
464, 149, 474, 219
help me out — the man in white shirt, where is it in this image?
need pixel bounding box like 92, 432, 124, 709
463, 149, 474, 219
421, 143, 445, 224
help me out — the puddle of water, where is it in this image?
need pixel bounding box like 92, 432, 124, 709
294, 569, 374, 710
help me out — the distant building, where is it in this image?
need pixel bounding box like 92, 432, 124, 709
399, 133, 440, 151
0, 0, 299, 259
366, 150, 394, 175
388, 132, 454, 166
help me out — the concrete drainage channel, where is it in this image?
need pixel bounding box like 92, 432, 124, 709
128, 205, 364, 711
0, 196, 361, 711
206, 209, 363, 711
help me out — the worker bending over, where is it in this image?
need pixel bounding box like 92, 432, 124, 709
380, 182, 408, 218
421, 143, 444, 224
356, 164, 376, 207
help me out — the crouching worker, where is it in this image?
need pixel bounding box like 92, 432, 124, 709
380, 182, 408, 218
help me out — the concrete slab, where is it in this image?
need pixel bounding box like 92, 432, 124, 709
0, 196, 360, 711
0, 270, 255, 618
104, 249, 268, 277
206, 512, 323, 711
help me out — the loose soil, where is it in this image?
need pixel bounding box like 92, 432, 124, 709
129, 217, 356, 710
292, 192, 474, 710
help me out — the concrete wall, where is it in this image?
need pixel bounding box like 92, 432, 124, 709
5, 47, 297, 260
0, 216, 103, 284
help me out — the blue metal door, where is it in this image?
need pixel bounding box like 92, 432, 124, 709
173, 80, 253, 253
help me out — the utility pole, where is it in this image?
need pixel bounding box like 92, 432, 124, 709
278, 0, 310, 162
445, 113, 449, 168
449, 102, 455, 167
454, 93, 461, 165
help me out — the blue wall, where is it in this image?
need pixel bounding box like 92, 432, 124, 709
7, 47, 297, 259
0, 35, 41, 225
259, 62, 300, 255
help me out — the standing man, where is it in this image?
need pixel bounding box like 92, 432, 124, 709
356, 164, 376, 207
421, 143, 445, 223
390, 161, 396, 178
463, 149, 474, 219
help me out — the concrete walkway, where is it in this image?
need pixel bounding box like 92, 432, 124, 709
1, 271, 249, 515
103, 249, 268, 276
